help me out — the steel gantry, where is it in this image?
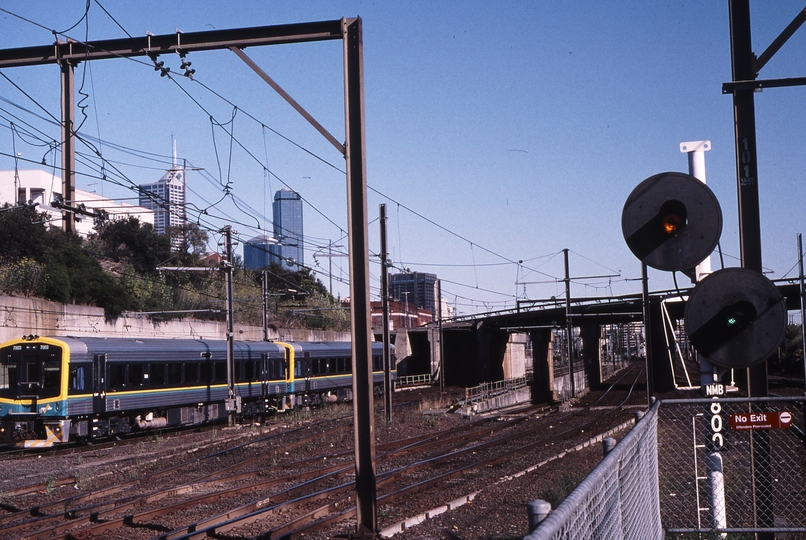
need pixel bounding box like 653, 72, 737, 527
0, 17, 378, 535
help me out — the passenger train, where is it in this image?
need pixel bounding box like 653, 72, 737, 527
0, 335, 393, 447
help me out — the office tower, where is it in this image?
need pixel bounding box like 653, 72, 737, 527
138, 146, 186, 242
389, 271, 438, 317
243, 234, 276, 270
269, 188, 304, 269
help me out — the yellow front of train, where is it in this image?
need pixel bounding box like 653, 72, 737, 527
0, 335, 72, 447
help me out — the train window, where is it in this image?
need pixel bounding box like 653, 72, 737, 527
244, 360, 255, 381
69, 365, 87, 393
23, 360, 39, 385
167, 363, 182, 385
150, 363, 165, 386
214, 361, 226, 382
268, 358, 284, 380
109, 364, 126, 389
130, 364, 144, 386
295, 358, 311, 378
184, 363, 199, 384
200, 361, 212, 383
0, 357, 15, 390
337, 358, 346, 373
43, 357, 60, 390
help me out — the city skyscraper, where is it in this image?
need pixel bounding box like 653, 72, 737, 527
389, 271, 438, 317
138, 142, 186, 245
269, 188, 304, 269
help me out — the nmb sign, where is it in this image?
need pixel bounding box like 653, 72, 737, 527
704, 383, 726, 397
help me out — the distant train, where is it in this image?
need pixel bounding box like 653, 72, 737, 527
0, 335, 394, 447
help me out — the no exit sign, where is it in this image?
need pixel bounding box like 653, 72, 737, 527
729, 411, 793, 430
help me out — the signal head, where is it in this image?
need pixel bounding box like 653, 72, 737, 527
684, 268, 786, 369
622, 172, 722, 272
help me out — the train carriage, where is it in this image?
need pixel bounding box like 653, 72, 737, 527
0, 335, 393, 447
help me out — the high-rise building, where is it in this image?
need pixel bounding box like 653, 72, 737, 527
269, 188, 304, 269
138, 170, 185, 235
389, 271, 438, 318
138, 143, 186, 245
243, 234, 276, 270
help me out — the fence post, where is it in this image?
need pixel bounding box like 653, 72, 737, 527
603, 436, 617, 456
706, 452, 727, 532
527, 499, 552, 532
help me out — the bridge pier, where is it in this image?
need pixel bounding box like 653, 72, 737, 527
440, 323, 509, 387
529, 329, 556, 403
580, 324, 603, 390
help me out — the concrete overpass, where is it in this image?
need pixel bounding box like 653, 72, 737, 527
393, 278, 803, 400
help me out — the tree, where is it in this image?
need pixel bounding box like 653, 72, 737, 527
92, 216, 172, 274
771, 323, 804, 378
166, 222, 210, 262
37, 232, 129, 320
0, 204, 50, 264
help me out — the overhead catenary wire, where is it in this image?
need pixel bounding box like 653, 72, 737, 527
0, 5, 632, 311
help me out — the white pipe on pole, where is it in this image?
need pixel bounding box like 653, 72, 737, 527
681, 140, 726, 535
680, 140, 713, 280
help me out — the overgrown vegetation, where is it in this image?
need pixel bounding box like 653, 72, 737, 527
0, 204, 349, 330
771, 323, 805, 378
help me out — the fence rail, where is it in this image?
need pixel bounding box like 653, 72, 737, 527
395, 373, 433, 388
464, 376, 528, 404
525, 401, 662, 539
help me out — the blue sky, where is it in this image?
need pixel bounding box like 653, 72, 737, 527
1, 1, 805, 316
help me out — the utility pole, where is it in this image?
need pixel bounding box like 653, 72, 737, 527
262, 270, 269, 341
437, 279, 445, 393
59, 56, 75, 234
799, 234, 806, 395
223, 226, 237, 427
563, 248, 575, 398
380, 204, 392, 425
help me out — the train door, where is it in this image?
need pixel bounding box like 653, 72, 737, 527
260, 353, 270, 398
293, 352, 311, 394
92, 354, 107, 414
302, 352, 312, 393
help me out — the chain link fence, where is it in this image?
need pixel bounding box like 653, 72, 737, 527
524, 396, 806, 539
524, 401, 663, 539
659, 396, 806, 538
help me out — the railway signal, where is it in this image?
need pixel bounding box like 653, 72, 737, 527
622, 172, 722, 274
622, 172, 787, 370
684, 267, 786, 369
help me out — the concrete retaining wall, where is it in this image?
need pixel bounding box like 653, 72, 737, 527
0, 294, 349, 343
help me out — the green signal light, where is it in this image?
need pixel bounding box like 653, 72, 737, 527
689, 300, 757, 357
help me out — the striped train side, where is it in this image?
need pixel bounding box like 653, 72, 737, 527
0, 335, 393, 447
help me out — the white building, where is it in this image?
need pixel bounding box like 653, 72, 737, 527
0, 169, 154, 236
137, 165, 186, 237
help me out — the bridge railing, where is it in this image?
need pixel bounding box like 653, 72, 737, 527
395, 373, 433, 388
464, 376, 528, 404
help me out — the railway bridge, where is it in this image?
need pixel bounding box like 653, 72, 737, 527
393, 280, 803, 400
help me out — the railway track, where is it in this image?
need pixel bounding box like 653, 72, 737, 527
0, 363, 647, 539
